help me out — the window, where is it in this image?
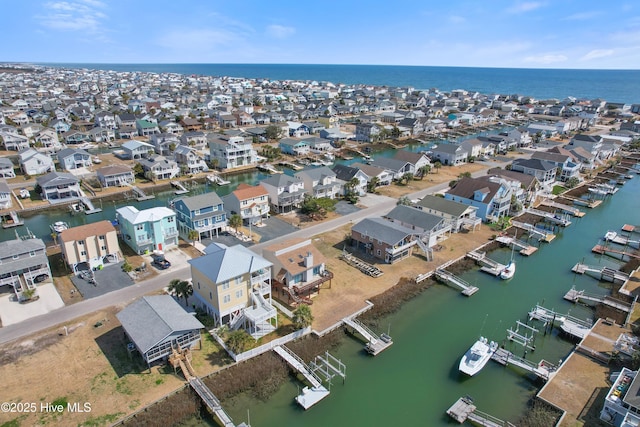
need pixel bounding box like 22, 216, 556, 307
222, 281, 230, 290
99, 235, 105, 240
197, 282, 200, 289
30, 251, 36, 257
136, 224, 144, 231
81, 251, 87, 256
12, 255, 19, 260
235, 290, 243, 298
167, 217, 175, 223
376, 249, 381, 256
209, 291, 212, 300
78, 240, 85, 246
235, 276, 241, 285
101, 246, 106, 251
223, 295, 231, 303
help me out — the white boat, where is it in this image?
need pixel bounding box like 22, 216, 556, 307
19, 188, 30, 199
500, 260, 516, 280
459, 337, 498, 376
604, 231, 618, 241
50, 221, 69, 233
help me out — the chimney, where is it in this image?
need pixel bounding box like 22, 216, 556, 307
304, 251, 313, 268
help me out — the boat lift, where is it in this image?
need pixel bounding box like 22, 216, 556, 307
506, 321, 538, 351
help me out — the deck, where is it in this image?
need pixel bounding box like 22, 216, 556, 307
273, 345, 330, 410
434, 269, 479, 296
343, 317, 393, 356
447, 397, 515, 426
467, 250, 506, 276
491, 348, 555, 381
571, 262, 630, 284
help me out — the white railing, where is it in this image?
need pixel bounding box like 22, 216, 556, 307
211, 326, 311, 363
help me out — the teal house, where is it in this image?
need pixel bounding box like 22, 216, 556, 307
116, 206, 178, 254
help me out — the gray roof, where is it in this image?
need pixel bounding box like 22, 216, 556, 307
57, 147, 90, 159
261, 173, 299, 188
432, 143, 465, 154
189, 243, 272, 283
385, 205, 444, 231
116, 295, 204, 354
175, 192, 223, 211
0, 238, 48, 276
416, 195, 475, 216
0, 179, 10, 194
36, 171, 79, 188
0, 157, 14, 168
512, 158, 556, 171
331, 164, 360, 181
531, 151, 569, 163
351, 217, 413, 245
371, 157, 410, 172
295, 166, 336, 181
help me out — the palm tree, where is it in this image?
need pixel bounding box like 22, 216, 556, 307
187, 230, 200, 245
228, 214, 243, 233
433, 161, 442, 173
292, 304, 314, 329
168, 279, 193, 306
401, 172, 414, 185
226, 330, 253, 353
418, 165, 431, 179
367, 176, 380, 193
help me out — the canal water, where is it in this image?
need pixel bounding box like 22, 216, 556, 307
213, 175, 639, 426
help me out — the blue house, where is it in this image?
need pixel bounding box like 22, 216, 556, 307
279, 138, 310, 156
57, 148, 92, 171
444, 176, 513, 222
116, 206, 178, 254
173, 192, 227, 240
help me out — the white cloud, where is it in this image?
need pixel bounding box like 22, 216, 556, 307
266, 25, 295, 39
581, 49, 615, 61
523, 54, 568, 64
38, 0, 107, 33
507, 2, 544, 14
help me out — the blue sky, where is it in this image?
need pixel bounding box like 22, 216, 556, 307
4, 0, 640, 69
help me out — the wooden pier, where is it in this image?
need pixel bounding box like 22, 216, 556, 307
526, 207, 572, 227
539, 200, 585, 217
510, 220, 555, 242
273, 345, 330, 410
604, 231, 640, 249
171, 181, 189, 195
434, 269, 479, 296
571, 262, 630, 284
343, 317, 393, 356
447, 396, 515, 426
563, 286, 633, 313
490, 348, 556, 381
529, 305, 593, 340
466, 250, 506, 275
79, 196, 102, 214
592, 244, 640, 260
495, 235, 538, 256
1, 211, 24, 228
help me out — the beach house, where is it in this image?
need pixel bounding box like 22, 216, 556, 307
172, 192, 227, 240
59, 220, 121, 273
116, 206, 178, 254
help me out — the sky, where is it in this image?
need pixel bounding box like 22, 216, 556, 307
3, 0, 640, 69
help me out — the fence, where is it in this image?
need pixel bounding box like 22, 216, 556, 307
210, 327, 312, 363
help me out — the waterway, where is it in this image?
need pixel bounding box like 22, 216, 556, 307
209, 175, 639, 426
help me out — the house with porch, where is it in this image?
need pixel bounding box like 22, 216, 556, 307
294, 166, 341, 199
351, 162, 394, 187
116, 206, 178, 254
189, 243, 277, 338
0, 131, 29, 151
370, 157, 414, 181
260, 174, 307, 213
223, 183, 270, 225
0, 237, 51, 302
136, 119, 160, 137
431, 143, 468, 166
34, 128, 62, 152
121, 140, 154, 160
531, 151, 581, 182
18, 148, 54, 175
138, 155, 180, 180
208, 134, 258, 170
174, 145, 209, 175
444, 176, 513, 222
384, 205, 451, 248
302, 136, 333, 154
393, 150, 432, 175
510, 158, 557, 189
59, 220, 121, 274
0, 157, 16, 178
57, 147, 92, 171
332, 164, 368, 196
351, 217, 415, 264
279, 138, 310, 156
354, 123, 381, 142
96, 164, 135, 188
116, 295, 205, 365
415, 195, 481, 232
262, 238, 333, 305
150, 133, 180, 156
173, 192, 227, 240
36, 171, 81, 202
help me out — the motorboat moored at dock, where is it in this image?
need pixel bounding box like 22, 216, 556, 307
459, 337, 498, 376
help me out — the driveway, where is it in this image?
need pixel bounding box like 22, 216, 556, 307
71, 261, 134, 299
334, 200, 361, 216
0, 282, 65, 326
201, 216, 300, 248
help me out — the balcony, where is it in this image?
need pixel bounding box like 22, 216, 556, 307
293, 270, 333, 294
386, 240, 416, 256
163, 229, 178, 238
250, 271, 271, 288
136, 236, 154, 246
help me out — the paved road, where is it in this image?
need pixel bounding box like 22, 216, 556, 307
0, 161, 511, 345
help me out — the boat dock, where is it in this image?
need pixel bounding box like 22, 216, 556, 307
1, 211, 24, 228
342, 317, 393, 355
446, 396, 515, 426
490, 348, 556, 381
526, 208, 572, 227
120, 181, 155, 201
622, 224, 639, 234
466, 250, 507, 275
171, 181, 189, 195
277, 161, 303, 171
604, 232, 640, 248
539, 200, 585, 217
273, 345, 330, 410
571, 262, 630, 284
79, 196, 102, 214
434, 269, 479, 296
510, 220, 555, 242
257, 163, 282, 174
190, 377, 242, 427
592, 244, 640, 260
494, 235, 538, 256
563, 286, 633, 313
528, 304, 593, 340
207, 173, 231, 185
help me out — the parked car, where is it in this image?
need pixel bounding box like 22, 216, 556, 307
152, 255, 171, 270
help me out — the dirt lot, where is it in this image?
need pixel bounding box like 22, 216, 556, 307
0, 307, 231, 427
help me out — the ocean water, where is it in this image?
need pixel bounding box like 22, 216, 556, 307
41, 63, 640, 104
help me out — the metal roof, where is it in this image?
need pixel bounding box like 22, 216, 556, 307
189, 243, 272, 283
351, 217, 413, 245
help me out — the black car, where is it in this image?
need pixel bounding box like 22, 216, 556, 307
152, 257, 171, 270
